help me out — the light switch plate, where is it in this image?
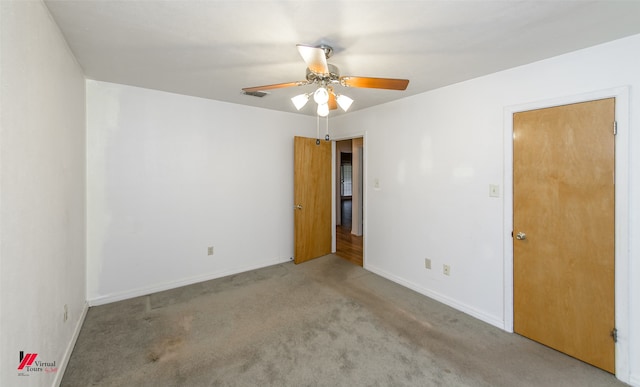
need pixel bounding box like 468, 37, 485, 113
489, 184, 500, 198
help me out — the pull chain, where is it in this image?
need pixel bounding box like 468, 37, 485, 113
316, 114, 320, 145
325, 115, 330, 141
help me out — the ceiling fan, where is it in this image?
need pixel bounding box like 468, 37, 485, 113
242, 44, 410, 116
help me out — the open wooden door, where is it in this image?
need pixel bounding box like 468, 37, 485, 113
294, 136, 331, 264
513, 98, 615, 373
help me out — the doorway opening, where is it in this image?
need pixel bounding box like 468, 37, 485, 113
335, 138, 363, 266
340, 151, 353, 225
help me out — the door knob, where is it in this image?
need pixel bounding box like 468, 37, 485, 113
515, 232, 527, 240
294, 204, 303, 210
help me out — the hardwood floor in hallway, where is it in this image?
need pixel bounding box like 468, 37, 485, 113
336, 225, 363, 266
336, 199, 363, 266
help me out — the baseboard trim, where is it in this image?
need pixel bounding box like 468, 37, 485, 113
87, 257, 291, 306
53, 301, 89, 387
365, 263, 504, 330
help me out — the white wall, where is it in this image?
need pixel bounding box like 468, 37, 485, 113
331, 34, 640, 385
86, 81, 315, 304
0, 1, 87, 386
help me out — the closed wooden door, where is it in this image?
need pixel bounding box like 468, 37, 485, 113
513, 98, 615, 373
294, 136, 331, 264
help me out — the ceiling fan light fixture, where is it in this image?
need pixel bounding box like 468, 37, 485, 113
317, 103, 329, 117
336, 94, 354, 111
291, 93, 310, 110
313, 87, 329, 105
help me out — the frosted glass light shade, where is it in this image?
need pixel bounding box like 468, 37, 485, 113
313, 87, 329, 104
336, 94, 354, 111
291, 93, 309, 110
317, 103, 329, 117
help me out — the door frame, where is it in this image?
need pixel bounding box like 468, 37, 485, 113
503, 87, 630, 381
331, 132, 367, 265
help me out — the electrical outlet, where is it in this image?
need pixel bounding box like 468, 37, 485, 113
207, 246, 214, 256
424, 258, 431, 269
64, 304, 68, 322
443, 264, 451, 276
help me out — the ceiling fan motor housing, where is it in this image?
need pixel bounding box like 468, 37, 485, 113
306, 64, 340, 85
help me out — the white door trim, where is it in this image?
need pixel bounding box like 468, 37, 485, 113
503, 87, 630, 382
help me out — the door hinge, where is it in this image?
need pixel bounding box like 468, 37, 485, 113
611, 328, 618, 343
613, 121, 618, 135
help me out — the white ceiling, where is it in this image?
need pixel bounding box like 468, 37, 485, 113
44, 0, 640, 117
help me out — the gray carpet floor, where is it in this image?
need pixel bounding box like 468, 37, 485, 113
62, 254, 626, 386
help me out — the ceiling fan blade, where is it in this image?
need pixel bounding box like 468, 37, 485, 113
242, 81, 307, 93
340, 76, 409, 90
297, 44, 329, 74
328, 92, 337, 110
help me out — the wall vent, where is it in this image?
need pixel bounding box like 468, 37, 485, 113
242, 91, 268, 98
